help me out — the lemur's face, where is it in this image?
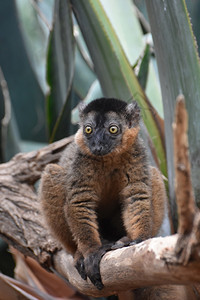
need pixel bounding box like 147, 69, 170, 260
75, 98, 140, 157
81, 111, 126, 156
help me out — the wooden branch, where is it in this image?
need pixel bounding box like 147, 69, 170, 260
52, 235, 200, 297
0, 136, 73, 263
173, 95, 196, 235
0, 102, 200, 297
169, 95, 200, 265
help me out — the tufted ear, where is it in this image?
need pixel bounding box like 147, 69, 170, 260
125, 101, 140, 127
78, 101, 87, 120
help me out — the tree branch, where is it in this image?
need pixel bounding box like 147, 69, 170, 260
52, 235, 200, 297
169, 95, 200, 265
173, 95, 196, 235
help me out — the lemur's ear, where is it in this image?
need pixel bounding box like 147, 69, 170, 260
125, 101, 140, 128
78, 101, 87, 120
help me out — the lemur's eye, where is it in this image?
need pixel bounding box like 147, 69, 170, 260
109, 125, 118, 134
85, 126, 93, 134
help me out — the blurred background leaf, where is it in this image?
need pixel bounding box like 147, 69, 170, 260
0, 68, 21, 163
46, 0, 76, 141
0, 1, 46, 143
145, 0, 200, 227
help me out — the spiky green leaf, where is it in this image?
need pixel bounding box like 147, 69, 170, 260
46, 0, 75, 141
146, 0, 200, 220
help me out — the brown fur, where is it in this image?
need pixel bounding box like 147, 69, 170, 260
39, 163, 77, 254
38, 98, 198, 298
40, 127, 166, 251
150, 166, 165, 236
39, 127, 165, 261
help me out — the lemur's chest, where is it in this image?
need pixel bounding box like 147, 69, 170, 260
95, 159, 130, 207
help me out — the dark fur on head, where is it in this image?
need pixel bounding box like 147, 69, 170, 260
79, 97, 140, 127
82, 98, 127, 114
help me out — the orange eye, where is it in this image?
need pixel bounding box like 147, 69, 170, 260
85, 126, 93, 134
109, 125, 118, 134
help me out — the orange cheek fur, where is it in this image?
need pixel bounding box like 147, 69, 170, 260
75, 127, 140, 157
112, 127, 140, 155
75, 129, 92, 155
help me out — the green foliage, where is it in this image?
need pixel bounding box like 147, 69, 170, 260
0, 68, 20, 162
146, 0, 200, 224
137, 43, 151, 91
46, 0, 75, 141
0, 1, 46, 145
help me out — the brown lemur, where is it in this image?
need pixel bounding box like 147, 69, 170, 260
39, 97, 168, 290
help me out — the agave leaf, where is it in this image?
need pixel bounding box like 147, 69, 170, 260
73, 47, 96, 99
0, 68, 21, 162
100, 0, 163, 117
0, 1, 46, 142
146, 0, 200, 219
16, 0, 53, 94
74, 21, 94, 71
100, 0, 144, 64
137, 43, 151, 90
46, 0, 75, 141
146, 60, 163, 119
70, 0, 167, 176
71, 80, 103, 124
136, 44, 163, 118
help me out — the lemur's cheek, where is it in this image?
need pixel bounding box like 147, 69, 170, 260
74, 129, 92, 155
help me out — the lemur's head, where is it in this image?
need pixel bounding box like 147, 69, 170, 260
75, 98, 140, 157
